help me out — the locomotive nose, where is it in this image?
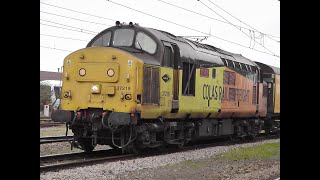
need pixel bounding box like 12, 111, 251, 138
60, 47, 143, 113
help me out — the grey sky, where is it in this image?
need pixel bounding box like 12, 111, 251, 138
40, 0, 280, 72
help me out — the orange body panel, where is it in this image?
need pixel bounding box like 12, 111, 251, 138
217, 68, 258, 118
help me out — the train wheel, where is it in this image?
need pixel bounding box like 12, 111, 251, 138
131, 143, 144, 154
176, 141, 185, 148
79, 139, 94, 152
229, 135, 236, 142
156, 145, 166, 151
132, 146, 141, 154
247, 134, 257, 141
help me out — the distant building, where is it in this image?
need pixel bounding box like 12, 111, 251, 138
40, 71, 62, 81
40, 71, 62, 113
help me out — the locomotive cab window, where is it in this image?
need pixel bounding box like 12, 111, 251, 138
163, 46, 173, 67
91, 31, 111, 47
135, 32, 157, 54
113, 29, 134, 46
182, 62, 196, 96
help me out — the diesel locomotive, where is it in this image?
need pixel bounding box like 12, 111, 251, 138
52, 21, 280, 153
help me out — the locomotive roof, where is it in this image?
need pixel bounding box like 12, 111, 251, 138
254, 61, 280, 75
144, 28, 223, 66
88, 24, 274, 71
145, 27, 257, 67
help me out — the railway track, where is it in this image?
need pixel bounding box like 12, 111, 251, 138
40, 135, 73, 144
40, 149, 135, 172
40, 122, 65, 128
40, 118, 51, 121
40, 135, 278, 172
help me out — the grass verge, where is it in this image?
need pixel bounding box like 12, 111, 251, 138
43, 146, 82, 155
40, 125, 73, 137
215, 142, 280, 161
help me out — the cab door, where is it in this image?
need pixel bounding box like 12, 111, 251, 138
162, 42, 180, 113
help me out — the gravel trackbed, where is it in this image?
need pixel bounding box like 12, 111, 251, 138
40, 139, 280, 180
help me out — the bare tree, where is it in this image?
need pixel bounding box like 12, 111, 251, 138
40, 81, 52, 112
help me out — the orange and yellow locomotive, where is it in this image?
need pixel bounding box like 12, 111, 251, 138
52, 22, 280, 153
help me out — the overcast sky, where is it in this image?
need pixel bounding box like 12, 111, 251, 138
40, 0, 280, 72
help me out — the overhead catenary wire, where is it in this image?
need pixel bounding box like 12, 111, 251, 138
40, 2, 118, 22
40, 23, 97, 35
198, 0, 279, 57
205, 39, 278, 67
40, 11, 113, 26
205, 0, 279, 41
154, 0, 279, 40
40, 34, 89, 42
106, 0, 279, 58
40, 19, 98, 34
40, 46, 73, 52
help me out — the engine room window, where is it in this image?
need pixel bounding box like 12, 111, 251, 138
143, 66, 160, 104
229, 72, 235, 85
224, 71, 236, 85
229, 88, 236, 101
224, 71, 229, 84
135, 32, 157, 54
113, 29, 134, 46
91, 31, 111, 47
212, 69, 216, 79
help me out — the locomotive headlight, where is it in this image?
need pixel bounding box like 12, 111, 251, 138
107, 69, 115, 77
79, 68, 86, 76
91, 84, 101, 94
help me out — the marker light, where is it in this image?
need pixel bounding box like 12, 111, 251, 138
63, 91, 71, 98
125, 94, 132, 100
107, 69, 115, 77
79, 68, 86, 76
